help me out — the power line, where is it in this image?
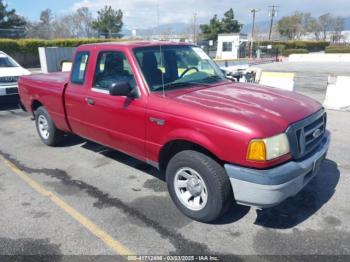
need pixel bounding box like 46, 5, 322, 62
268, 5, 279, 40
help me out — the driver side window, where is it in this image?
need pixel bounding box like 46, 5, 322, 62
93, 51, 136, 92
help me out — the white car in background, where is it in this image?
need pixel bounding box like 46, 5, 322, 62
0, 51, 30, 98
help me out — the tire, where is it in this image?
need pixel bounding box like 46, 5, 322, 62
34, 106, 64, 146
166, 150, 233, 222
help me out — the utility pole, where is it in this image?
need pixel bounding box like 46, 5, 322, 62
249, 9, 260, 58
268, 5, 278, 40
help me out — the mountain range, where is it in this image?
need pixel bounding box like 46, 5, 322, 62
122, 17, 350, 37
121, 22, 190, 37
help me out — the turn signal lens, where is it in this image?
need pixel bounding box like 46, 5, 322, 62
247, 140, 266, 161
247, 133, 290, 161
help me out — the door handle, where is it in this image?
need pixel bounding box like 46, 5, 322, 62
85, 98, 95, 105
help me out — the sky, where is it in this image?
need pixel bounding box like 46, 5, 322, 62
5, 0, 350, 29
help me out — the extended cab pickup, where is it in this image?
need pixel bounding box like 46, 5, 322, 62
18, 42, 330, 222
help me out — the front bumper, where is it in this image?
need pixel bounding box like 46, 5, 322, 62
0, 84, 18, 96
225, 131, 330, 208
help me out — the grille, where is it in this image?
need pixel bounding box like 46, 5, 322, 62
286, 109, 326, 159
0, 76, 19, 83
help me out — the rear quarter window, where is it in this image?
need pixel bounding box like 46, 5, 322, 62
71, 51, 89, 84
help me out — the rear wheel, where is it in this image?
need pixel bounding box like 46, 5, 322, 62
35, 106, 64, 146
166, 150, 233, 222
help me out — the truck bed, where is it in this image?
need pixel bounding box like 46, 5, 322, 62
18, 72, 71, 132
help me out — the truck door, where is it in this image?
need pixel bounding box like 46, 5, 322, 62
64, 50, 93, 139
77, 50, 147, 161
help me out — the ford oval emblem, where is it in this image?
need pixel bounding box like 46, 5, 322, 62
313, 129, 322, 138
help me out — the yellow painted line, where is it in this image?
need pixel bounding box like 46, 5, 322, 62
260, 71, 295, 79
0, 155, 135, 256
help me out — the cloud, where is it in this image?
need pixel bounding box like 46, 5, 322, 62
71, 0, 255, 29
71, 0, 350, 29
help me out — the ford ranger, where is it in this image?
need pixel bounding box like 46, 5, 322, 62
18, 42, 330, 222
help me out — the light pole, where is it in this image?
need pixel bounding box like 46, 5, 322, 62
249, 9, 260, 58
268, 5, 278, 40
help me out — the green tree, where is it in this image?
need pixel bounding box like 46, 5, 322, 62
200, 8, 241, 40
0, 0, 26, 38
92, 6, 123, 38
200, 14, 221, 40
221, 8, 241, 33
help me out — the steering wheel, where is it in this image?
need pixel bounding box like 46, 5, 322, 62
179, 67, 199, 78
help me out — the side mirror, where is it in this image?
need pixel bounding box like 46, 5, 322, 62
109, 81, 133, 97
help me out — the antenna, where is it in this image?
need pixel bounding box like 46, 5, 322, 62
155, 0, 165, 96
160, 44, 165, 97
156, 0, 160, 40
193, 12, 197, 44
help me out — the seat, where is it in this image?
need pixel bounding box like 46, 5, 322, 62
94, 53, 131, 90
164, 50, 179, 83
104, 53, 130, 78
141, 52, 163, 87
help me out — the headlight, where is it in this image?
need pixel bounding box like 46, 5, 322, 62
247, 133, 290, 161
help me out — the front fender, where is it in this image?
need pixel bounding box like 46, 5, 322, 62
162, 128, 225, 160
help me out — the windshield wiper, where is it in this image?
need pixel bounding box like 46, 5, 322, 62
152, 81, 198, 91
152, 77, 219, 92
199, 75, 225, 84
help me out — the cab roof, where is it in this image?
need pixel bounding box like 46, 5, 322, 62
78, 41, 193, 50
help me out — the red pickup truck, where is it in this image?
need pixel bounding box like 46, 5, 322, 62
18, 42, 330, 222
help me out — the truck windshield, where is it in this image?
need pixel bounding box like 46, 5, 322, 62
0, 56, 18, 68
133, 45, 226, 92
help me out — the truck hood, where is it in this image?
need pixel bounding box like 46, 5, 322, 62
0, 66, 31, 77
169, 82, 322, 137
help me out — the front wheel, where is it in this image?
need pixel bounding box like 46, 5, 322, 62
166, 150, 233, 222
35, 106, 64, 146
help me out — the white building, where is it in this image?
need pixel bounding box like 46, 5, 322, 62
216, 33, 248, 60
